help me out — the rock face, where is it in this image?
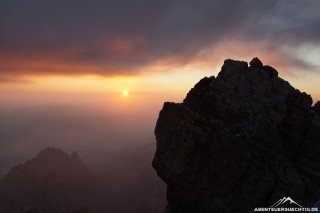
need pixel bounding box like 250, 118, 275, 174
153, 58, 320, 212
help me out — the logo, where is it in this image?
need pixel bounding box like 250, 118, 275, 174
254, 196, 319, 212
270, 197, 302, 208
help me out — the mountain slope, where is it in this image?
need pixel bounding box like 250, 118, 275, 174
0, 144, 166, 213
0, 147, 106, 213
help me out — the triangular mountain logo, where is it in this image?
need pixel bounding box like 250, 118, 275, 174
270, 197, 302, 208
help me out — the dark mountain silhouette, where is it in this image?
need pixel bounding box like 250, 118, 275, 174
0, 145, 165, 213
0, 147, 104, 213
153, 58, 320, 212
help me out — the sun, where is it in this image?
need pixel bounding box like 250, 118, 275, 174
122, 90, 129, 97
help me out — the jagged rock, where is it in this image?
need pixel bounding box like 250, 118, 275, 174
249, 57, 263, 67
218, 59, 248, 78
153, 58, 320, 213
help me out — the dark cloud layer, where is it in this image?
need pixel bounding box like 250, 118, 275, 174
0, 0, 319, 77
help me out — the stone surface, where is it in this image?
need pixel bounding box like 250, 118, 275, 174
153, 58, 320, 212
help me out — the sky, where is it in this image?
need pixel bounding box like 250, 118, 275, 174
0, 0, 320, 175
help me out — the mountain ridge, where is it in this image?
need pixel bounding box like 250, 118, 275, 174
0, 147, 101, 213
0, 144, 165, 213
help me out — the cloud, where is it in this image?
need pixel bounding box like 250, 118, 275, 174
0, 0, 319, 77
0, 75, 32, 83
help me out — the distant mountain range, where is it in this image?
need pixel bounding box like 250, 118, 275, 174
0, 145, 165, 213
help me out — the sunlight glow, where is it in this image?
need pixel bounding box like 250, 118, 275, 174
122, 90, 129, 97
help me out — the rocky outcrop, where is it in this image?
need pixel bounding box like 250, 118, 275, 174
153, 58, 320, 212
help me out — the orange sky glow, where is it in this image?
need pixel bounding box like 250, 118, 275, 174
1, 0, 320, 176
1, 42, 319, 113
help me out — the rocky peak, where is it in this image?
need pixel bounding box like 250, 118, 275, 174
249, 57, 263, 67
218, 59, 248, 78
3, 147, 91, 183
36, 147, 67, 158
0, 147, 98, 213
153, 58, 320, 213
